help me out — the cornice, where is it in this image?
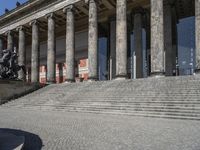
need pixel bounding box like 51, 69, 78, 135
0, 0, 81, 34
0, 0, 44, 21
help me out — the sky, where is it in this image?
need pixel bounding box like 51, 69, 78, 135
0, 0, 28, 15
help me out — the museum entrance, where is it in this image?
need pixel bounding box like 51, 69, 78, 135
177, 16, 195, 76
98, 37, 108, 80
176, 0, 195, 76
129, 29, 147, 79
98, 23, 109, 81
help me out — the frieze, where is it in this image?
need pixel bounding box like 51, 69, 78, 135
0, 0, 81, 34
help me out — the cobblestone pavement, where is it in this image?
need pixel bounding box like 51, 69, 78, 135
0, 108, 200, 150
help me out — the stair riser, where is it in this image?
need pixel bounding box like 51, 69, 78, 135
2, 76, 200, 120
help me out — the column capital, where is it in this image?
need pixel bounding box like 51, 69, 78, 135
63, 5, 75, 13
0, 35, 5, 39
16, 26, 26, 32
4, 30, 13, 36
85, 0, 98, 4
29, 19, 39, 26
45, 12, 55, 19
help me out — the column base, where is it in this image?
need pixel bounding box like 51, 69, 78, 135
46, 80, 56, 84
115, 74, 127, 80
65, 79, 75, 83
88, 77, 98, 82
17, 78, 26, 82
150, 72, 165, 78
31, 82, 40, 86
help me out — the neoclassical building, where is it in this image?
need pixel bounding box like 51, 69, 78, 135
0, 0, 198, 83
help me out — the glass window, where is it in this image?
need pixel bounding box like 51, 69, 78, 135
177, 16, 195, 76
98, 37, 108, 80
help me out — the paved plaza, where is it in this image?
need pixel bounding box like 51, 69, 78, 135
0, 108, 200, 150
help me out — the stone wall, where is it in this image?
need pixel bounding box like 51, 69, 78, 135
0, 80, 42, 104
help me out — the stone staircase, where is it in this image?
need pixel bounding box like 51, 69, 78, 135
1, 76, 200, 120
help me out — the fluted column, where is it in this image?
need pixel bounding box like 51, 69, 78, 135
116, 0, 127, 79
151, 0, 165, 76
6, 31, 13, 51
134, 8, 143, 78
63, 5, 75, 82
0, 37, 3, 58
17, 26, 26, 81
30, 20, 40, 83
46, 13, 56, 83
86, 0, 98, 81
195, 0, 200, 73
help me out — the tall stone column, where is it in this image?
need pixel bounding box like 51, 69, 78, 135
151, 0, 165, 76
116, 0, 127, 79
195, 0, 200, 73
164, 2, 173, 76
0, 37, 3, 57
134, 8, 143, 78
6, 31, 13, 51
63, 5, 75, 82
86, 0, 98, 81
46, 13, 56, 83
30, 20, 40, 83
109, 17, 116, 80
17, 26, 26, 81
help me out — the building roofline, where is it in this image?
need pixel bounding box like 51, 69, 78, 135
0, 0, 44, 21
0, 0, 81, 34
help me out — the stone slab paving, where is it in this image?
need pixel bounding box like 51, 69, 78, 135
0, 108, 200, 150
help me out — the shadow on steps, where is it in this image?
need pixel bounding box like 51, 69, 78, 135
0, 80, 47, 105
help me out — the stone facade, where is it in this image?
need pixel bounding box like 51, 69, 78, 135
0, 0, 197, 83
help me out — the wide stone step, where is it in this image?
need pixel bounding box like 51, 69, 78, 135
5, 103, 200, 114
4, 105, 200, 120
2, 76, 200, 120
64, 109, 200, 120
57, 88, 200, 92
4, 101, 200, 109
4, 99, 200, 107
42, 94, 200, 97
